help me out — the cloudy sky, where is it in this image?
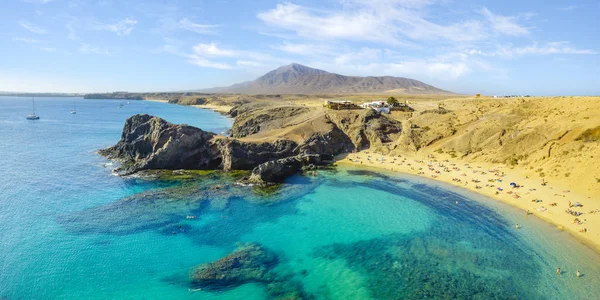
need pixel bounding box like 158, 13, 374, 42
1, 0, 598, 95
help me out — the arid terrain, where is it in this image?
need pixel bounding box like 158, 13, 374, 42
148, 93, 600, 197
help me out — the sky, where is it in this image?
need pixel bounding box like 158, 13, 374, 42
0, 0, 599, 95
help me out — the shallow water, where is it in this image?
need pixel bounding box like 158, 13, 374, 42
1, 97, 599, 299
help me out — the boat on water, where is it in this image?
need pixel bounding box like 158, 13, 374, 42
71, 101, 76, 114
26, 97, 40, 120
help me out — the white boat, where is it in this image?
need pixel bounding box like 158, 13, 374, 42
71, 101, 76, 114
26, 97, 40, 120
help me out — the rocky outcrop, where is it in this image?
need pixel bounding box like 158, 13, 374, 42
248, 154, 321, 184
101, 103, 402, 181
190, 243, 279, 289
215, 138, 299, 170
326, 109, 402, 151
99, 114, 222, 175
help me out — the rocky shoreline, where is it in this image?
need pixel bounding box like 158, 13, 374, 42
100, 102, 401, 183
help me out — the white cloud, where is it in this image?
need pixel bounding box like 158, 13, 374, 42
184, 43, 289, 70
481, 7, 530, 36
467, 42, 598, 58
273, 42, 333, 56
188, 57, 232, 69
19, 21, 48, 34
314, 48, 472, 80
257, 2, 488, 45
312, 59, 471, 81
95, 18, 138, 36
179, 18, 219, 34
79, 43, 110, 55
497, 42, 597, 57
192, 43, 237, 56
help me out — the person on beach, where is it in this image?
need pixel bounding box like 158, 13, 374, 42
557, 267, 561, 275
577, 270, 581, 278
515, 224, 519, 230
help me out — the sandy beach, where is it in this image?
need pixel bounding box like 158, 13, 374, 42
337, 151, 600, 252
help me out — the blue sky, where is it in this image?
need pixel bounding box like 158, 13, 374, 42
1, 0, 598, 95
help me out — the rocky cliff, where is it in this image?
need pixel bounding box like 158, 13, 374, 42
101, 102, 403, 182
98, 114, 221, 175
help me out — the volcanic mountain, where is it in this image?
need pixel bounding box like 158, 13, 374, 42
200, 63, 453, 94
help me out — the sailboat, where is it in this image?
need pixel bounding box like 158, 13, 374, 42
26, 97, 40, 120
71, 101, 77, 114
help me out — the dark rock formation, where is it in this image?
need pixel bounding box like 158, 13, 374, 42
190, 243, 313, 299
248, 154, 322, 184
99, 114, 222, 175
326, 109, 402, 151
190, 243, 279, 289
101, 102, 402, 181
215, 138, 299, 170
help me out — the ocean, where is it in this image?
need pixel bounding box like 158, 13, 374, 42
0, 96, 598, 299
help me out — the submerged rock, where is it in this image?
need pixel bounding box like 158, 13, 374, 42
190, 243, 279, 289
190, 243, 313, 299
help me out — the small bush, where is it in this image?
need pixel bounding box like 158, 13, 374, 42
576, 126, 600, 142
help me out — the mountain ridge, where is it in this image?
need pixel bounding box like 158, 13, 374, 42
199, 63, 453, 95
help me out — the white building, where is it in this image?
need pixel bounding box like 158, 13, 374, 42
360, 101, 391, 114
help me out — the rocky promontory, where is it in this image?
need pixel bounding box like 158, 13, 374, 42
98, 114, 222, 175
100, 102, 403, 182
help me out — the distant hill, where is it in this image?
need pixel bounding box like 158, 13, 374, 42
200, 63, 453, 94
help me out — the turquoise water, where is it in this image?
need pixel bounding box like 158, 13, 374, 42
1, 96, 599, 299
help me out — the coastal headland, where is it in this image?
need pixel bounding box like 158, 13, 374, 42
98, 92, 600, 252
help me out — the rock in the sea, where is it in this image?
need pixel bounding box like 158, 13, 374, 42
98, 114, 222, 175
248, 154, 322, 184
190, 243, 279, 289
